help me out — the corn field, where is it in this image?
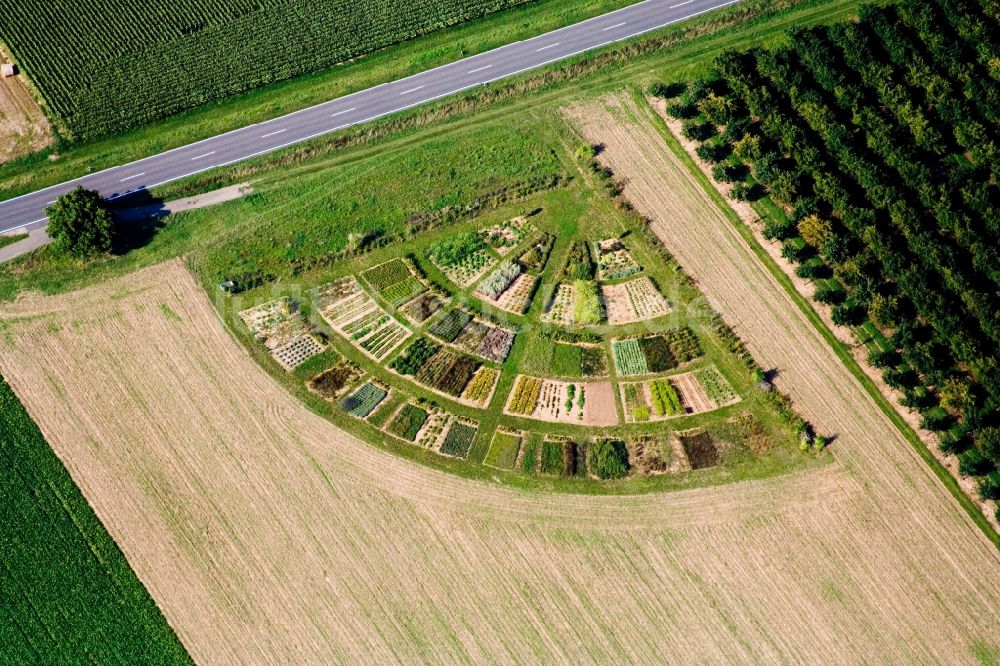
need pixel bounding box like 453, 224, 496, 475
0, 0, 535, 140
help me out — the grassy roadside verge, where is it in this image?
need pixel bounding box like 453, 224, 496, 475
0, 0, 636, 202
0, 376, 192, 662
148, 0, 859, 203
0, 0, 863, 302
637, 91, 1000, 548
0, 0, 860, 204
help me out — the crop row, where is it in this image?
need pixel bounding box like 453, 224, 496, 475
508, 376, 542, 415
623, 383, 650, 422
1, 0, 537, 139
387, 404, 428, 441
478, 261, 522, 300
340, 382, 387, 418
440, 421, 477, 458
462, 367, 498, 405
362, 259, 411, 290
695, 367, 736, 405
477, 328, 515, 363
359, 322, 408, 360
650, 380, 682, 416
517, 233, 555, 272
613, 339, 649, 376
391, 338, 440, 375
429, 309, 472, 343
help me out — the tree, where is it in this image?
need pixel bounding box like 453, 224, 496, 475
588, 439, 629, 479
45, 187, 113, 258
797, 214, 833, 248
867, 293, 900, 329
978, 427, 1000, 465
938, 376, 972, 413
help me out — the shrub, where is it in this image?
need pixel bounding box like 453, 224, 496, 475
867, 348, 900, 368
939, 430, 971, 455
45, 187, 113, 258
696, 142, 726, 163
795, 261, 827, 280
780, 239, 812, 263
589, 440, 629, 480
729, 182, 755, 201
814, 285, 846, 305
831, 303, 865, 327
649, 81, 686, 98
762, 217, 796, 241
711, 163, 733, 182
977, 427, 1000, 465
977, 471, 1000, 500
665, 101, 696, 119
681, 119, 716, 142
958, 448, 993, 477
919, 406, 953, 432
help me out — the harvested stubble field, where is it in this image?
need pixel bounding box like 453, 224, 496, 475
565, 94, 1000, 655
0, 260, 998, 662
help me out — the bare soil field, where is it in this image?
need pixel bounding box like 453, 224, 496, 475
0, 64, 52, 164
564, 93, 1000, 650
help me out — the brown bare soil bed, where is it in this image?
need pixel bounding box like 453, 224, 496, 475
679, 431, 720, 470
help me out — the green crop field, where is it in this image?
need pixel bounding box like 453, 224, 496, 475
0, 377, 191, 663
0, 0, 541, 140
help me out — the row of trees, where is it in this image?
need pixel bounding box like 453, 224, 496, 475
657, 0, 1000, 509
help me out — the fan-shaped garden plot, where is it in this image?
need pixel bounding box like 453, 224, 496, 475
231, 190, 803, 487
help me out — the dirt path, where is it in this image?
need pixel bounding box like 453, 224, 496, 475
0, 66, 52, 164
0, 183, 253, 264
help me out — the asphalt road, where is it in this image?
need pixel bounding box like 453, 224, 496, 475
0, 0, 740, 232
